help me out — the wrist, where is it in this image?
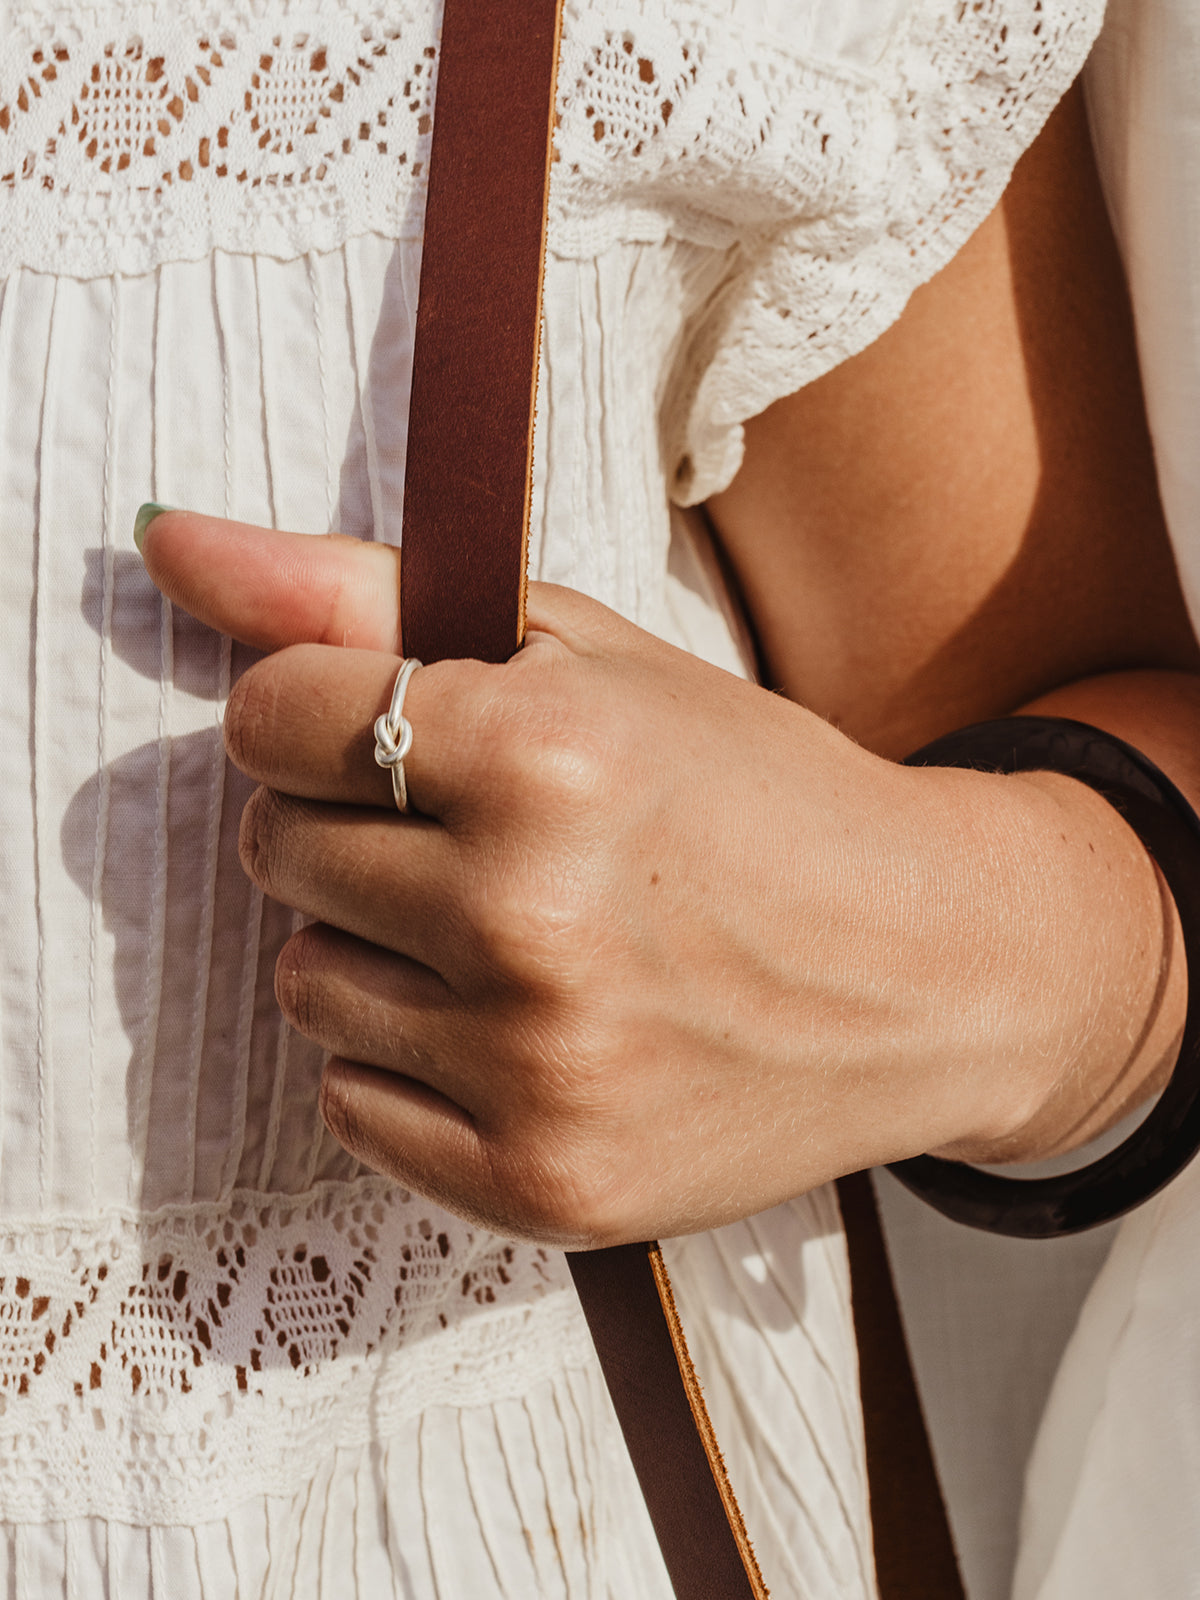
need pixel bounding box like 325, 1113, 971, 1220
922, 763, 1183, 1164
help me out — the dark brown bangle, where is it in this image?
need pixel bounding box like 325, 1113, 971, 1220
887, 715, 1200, 1238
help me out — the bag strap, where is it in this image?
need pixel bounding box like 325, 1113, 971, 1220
837, 1174, 968, 1598
399, 6, 762, 1590
398, 4, 966, 1596
398, 0, 557, 665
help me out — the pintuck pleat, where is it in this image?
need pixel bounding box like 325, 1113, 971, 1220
0, 233, 873, 1592
663, 1196, 877, 1600
0, 1369, 681, 1598
0, 235, 774, 1226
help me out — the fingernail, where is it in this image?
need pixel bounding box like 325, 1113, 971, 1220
133, 502, 175, 553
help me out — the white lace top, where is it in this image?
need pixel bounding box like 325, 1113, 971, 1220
0, 0, 1102, 1593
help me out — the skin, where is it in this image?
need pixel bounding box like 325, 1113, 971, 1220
140, 84, 1200, 1248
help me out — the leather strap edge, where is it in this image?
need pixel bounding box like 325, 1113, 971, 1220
517, 0, 565, 650
647, 1244, 770, 1599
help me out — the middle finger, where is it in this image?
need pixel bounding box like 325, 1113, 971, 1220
224, 642, 496, 817
240, 786, 471, 971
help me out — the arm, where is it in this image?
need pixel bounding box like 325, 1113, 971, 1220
708, 81, 1199, 1163
708, 84, 1199, 759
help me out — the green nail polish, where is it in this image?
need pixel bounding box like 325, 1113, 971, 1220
133, 502, 175, 553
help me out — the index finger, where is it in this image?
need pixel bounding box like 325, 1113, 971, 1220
136, 507, 404, 654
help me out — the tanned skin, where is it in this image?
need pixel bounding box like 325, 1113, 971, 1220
136, 84, 1200, 1244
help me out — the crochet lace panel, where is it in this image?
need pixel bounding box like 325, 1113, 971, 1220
0, 0, 1103, 494
0, 0, 441, 275
0, 1179, 588, 1523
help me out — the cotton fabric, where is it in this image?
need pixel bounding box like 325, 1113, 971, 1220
0, 0, 1101, 1591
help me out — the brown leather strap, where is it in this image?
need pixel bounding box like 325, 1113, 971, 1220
399, 0, 561, 664
398, 3, 765, 1593
568, 1245, 767, 1600
838, 1173, 967, 1599
399, 5, 966, 1598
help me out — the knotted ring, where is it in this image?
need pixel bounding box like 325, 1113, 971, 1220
373, 657, 422, 813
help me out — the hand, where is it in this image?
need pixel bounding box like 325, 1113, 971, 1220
139, 511, 1171, 1246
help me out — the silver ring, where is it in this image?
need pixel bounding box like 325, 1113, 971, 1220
373, 657, 422, 813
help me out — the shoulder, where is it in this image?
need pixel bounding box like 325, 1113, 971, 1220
548, 0, 1110, 502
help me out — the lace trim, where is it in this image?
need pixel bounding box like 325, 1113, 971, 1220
0, 0, 441, 276
0, 0, 1105, 499
1, 0, 1102, 275
0, 1179, 589, 1523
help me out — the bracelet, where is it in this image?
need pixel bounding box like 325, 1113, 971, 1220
886, 715, 1200, 1238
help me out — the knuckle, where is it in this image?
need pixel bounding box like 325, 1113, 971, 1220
223, 663, 281, 777
487, 1134, 630, 1249
521, 731, 608, 813
238, 785, 293, 894
469, 873, 591, 994
491, 1013, 616, 1143
318, 1060, 359, 1153
274, 927, 331, 1041
468, 673, 610, 816
527, 1021, 614, 1129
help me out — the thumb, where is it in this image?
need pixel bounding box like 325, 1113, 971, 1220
135, 506, 404, 654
